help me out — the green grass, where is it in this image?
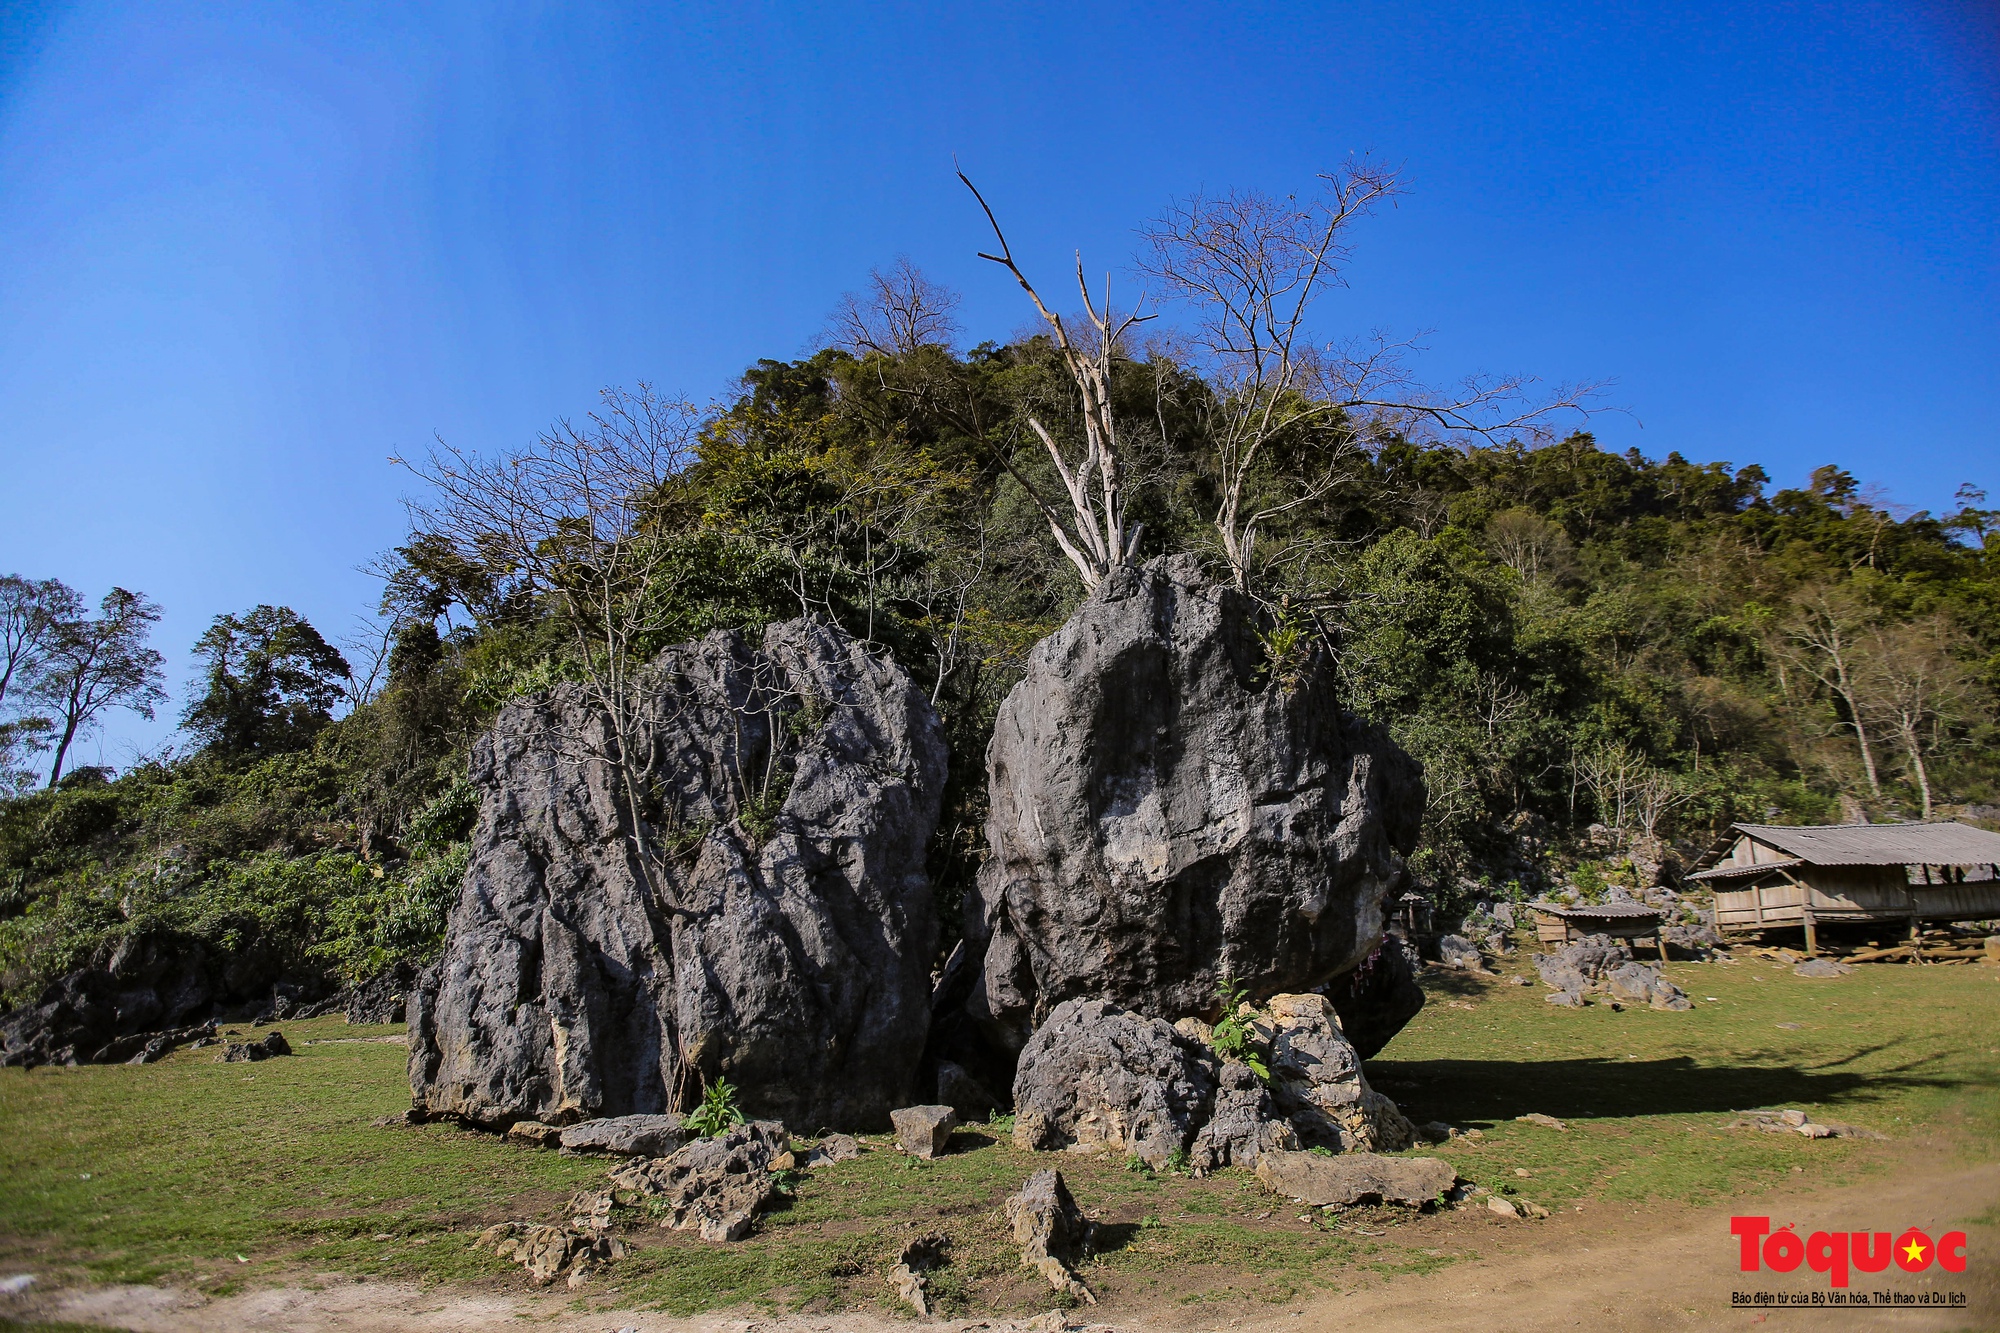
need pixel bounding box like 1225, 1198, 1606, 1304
0, 955, 1994, 1317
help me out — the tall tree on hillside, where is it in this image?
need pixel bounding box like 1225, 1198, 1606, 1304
1855, 617, 1982, 820
0, 575, 81, 789
182, 606, 352, 758
1769, 586, 1884, 799
828, 256, 963, 357
1136, 163, 1599, 592
30, 587, 167, 785
959, 172, 1152, 590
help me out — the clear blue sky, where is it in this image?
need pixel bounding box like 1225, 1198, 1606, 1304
2, 1, 1996, 767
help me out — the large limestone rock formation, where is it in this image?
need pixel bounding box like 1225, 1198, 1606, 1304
1010, 998, 1220, 1168
964, 555, 1422, 1053
408, 618, 946, 1131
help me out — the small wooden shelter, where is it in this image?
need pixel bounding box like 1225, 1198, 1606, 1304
1687, 821, 2000, 954
1527, 900, 1668, 959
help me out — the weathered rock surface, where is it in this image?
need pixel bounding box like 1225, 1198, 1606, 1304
1436, 934, 1484, 970
1011, 999, 1219, 1169
887, 1233, 948, 1316
408, 618, 947, 1131
0, 924, 298, 1069
1188, 1059, 1298, 1172
802, 1132, 862, 1167
1265, 993, 1413, 1152
1253, 1150, 1457, 1208
1322, 934, 1426, 1060
964, 556, 1422, 1052
558, 1114, 687, 1157
506, 1120, 563, 1148
1005, 1169, 1095, 1303
606, 1120, 788, 1242
217, 1031, 291, 1062
1604, 961, 1693, 1010
1793, 958, 1854, 978
891, 1104, 958, 1159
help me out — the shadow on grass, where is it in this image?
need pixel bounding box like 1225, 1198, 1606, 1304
1092, 1221, 1145, 1254
1367, 1051, 1967, 1125
1415, 969, 1503, 998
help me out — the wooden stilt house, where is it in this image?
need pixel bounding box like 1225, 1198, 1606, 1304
1686, 821, 2000, 955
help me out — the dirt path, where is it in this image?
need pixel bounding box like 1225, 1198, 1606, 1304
8, 1149, 1993, 1333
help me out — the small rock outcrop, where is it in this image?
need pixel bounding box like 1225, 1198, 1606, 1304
217, 1031, 292, 1062
558, 1114, 687, 1157
1793, 958, 1853, 978
1254, 1150, 1456, 1208
1604, 961, 1693, 1010
1011, 999, 1219, 1169
1188, 1060, 1298, 1172
891, 1104, 958, 1159
1005, 1169, 1096, 1303
964, 556, 1422, 1053
1265, 994, 1413, 1152
409, 619, 947, 1131
1322, 935, 1425, 1059
606, 1120, 789, 1242
1435, 934, 1484, 970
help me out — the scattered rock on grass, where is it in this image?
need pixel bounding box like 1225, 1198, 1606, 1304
802, 1132, 863, 1166
505, 1121, 563, 1148
1253, 1149, 1457, 1208
1004, 1169, 1095, 1304
605, 1121, 789, 1242
217, 1032, 291, 1062
557, 1114, 686, 1158
1516, 1113, 1566, 1131
887, 1232, 948, 1317
1603, 961, 1693, 1011
1436, 935, 1485, 970
1487, 1195, 1519, 1218
891, 1105, 959, 1159
1793, 959, 1854, 978
1722, 1109, 1885, 1140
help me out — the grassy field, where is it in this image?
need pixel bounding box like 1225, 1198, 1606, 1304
1, 950, 1995, 1321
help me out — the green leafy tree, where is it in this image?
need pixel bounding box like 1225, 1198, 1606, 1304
30, 587, 167, 785
182, 606, 352, 758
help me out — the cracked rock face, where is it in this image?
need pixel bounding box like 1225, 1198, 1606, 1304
965, 556, 1422, 1052
1011, 998, 1220, 1169
1265, 993, 1414, 1153
408, 618, 946, 1132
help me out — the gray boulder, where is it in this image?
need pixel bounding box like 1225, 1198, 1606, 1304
1264, 993, 1413, 1152
965, 556, 1422, 1050
408, 618, 947, 1132
891, 1104, 958, 1159
1794, 958, 1853, 978
1604, 961, 1693, 1011
217, 1031, 291, 1062
1188, 1060, 1299, 1172
1436, 934, 1484, 970
1254, 1149, 1457, 1208
1011, 998, 1219, 1169
1004, 1169, 1096, 1303
558, 1114, 687, 1157
605, 1120, 789, 1242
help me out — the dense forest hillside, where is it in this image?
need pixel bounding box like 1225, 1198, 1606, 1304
3, 281, 1995, 1011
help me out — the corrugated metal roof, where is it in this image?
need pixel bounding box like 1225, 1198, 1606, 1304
1528, 901, 1663, 919
1685, 858, 1805, 883
1732, 821, 2000, 866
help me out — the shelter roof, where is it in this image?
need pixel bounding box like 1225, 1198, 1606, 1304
1528, 900, 1662, 920
1727, 821, 2000, 867
1685, 858, 1805, 884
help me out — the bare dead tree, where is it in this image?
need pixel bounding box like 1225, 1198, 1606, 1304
1856, 617, 1982, 819
394, 385, 703, 943
1768, 587, 1884, 799
959, 171, 1153, 590
827, 256, 963, 357
1137, 162, 1603, 591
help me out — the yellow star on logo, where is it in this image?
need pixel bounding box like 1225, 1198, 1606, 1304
1902, 1238, 1927, 1264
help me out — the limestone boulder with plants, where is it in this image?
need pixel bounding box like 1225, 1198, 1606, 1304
961, 554, 1425, 1056
408, 617, 946, 1132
